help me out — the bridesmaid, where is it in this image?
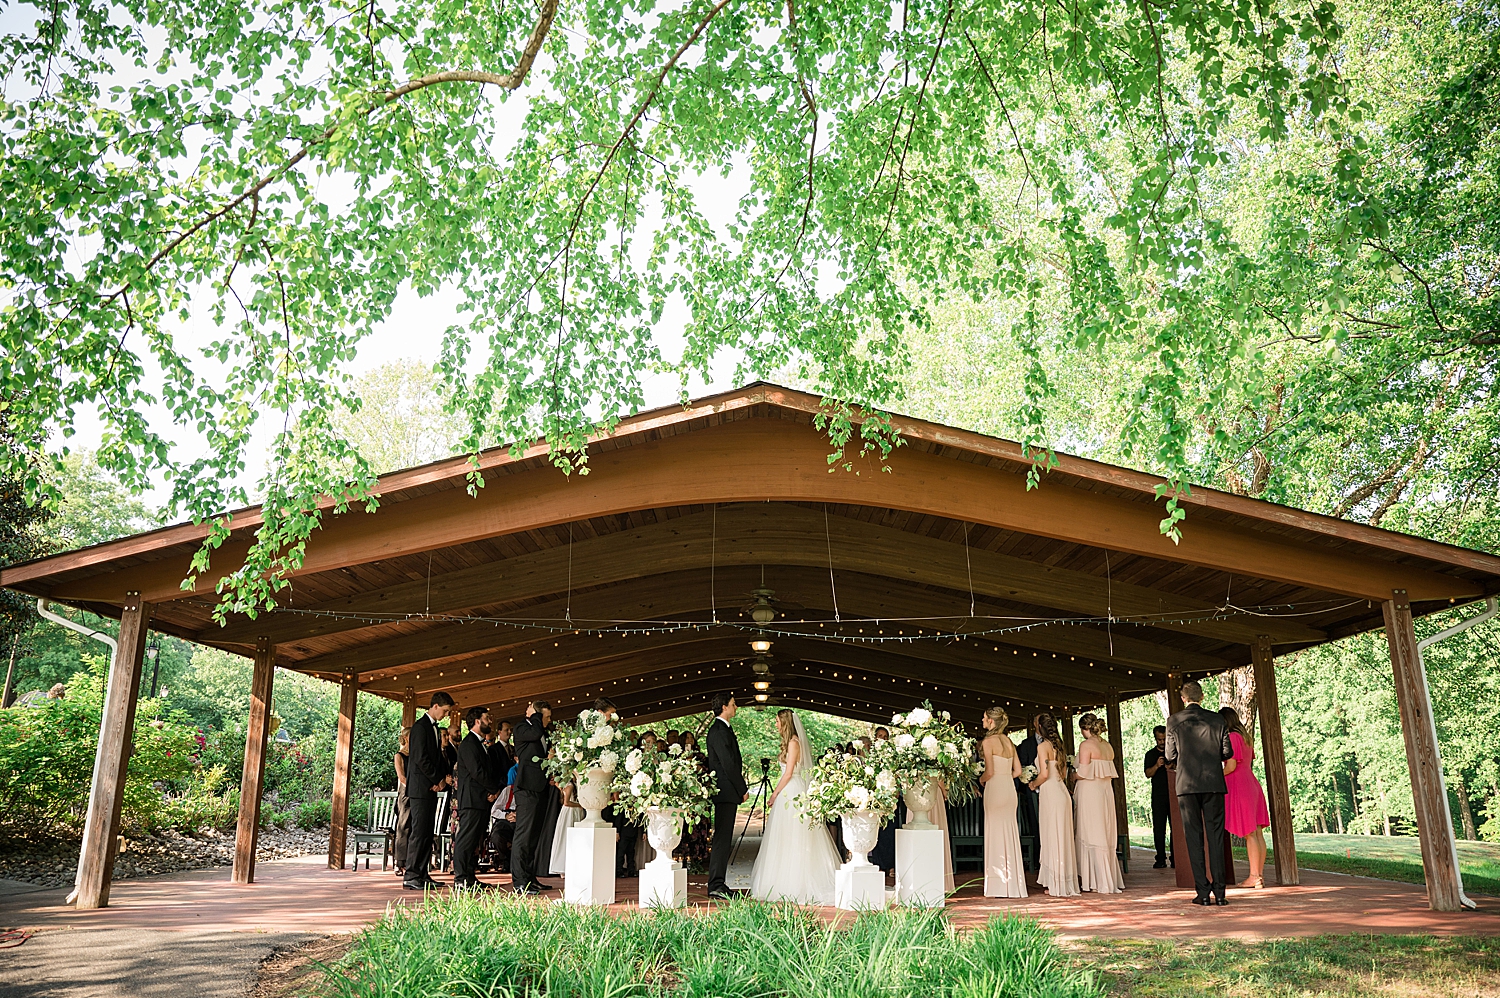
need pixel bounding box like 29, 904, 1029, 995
1073, 713, 1125, 893
980, 707, 1027, 898
1221, 707, 1272, 888
393, 727, 411, 877
1030, 713, 1079, 897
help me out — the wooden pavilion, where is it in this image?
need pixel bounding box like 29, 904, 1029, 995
5, 383, 1499, 913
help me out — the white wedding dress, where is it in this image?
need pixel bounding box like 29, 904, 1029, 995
749, 714, 840, 905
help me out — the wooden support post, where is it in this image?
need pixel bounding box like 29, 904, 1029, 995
328, 673, 358, 870
1166, 673, 1184, 716
1251, 636, 1298, 886
1060, 712, 1076, 758
401, 687, 416, 729
1383, 590, 1468, 911
1106, 690, 1129, 835
74, 594, 151, 909
233, 638, 275, 885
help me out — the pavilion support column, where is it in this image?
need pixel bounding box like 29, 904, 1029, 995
1383, 590, 1469, 911
1166, 673, 1184, 716
1060, 713, 1076, 758
328, 672, 358, 870
1250, 636, 1298, 886
232, 638, 275, 885
1106, 690, 1129, 835
74, 594, 151, 909
401, 687, 416, 729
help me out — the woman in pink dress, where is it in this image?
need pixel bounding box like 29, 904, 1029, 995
1220, 707, 1271, 888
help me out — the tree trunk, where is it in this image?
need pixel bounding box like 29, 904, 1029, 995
1455, 782, 1478, 841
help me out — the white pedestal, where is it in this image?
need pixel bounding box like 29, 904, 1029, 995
835, 863, 888, 911
895, 827, 946, 907
639, 860, 687, 909
564, 824, 615, 906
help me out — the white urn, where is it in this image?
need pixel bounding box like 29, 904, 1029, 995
903, 777, 938, 829
644, 807, 683, 869
576, 766, 615, 827
840, 809, 883, 868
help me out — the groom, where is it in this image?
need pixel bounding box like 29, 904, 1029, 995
1165, 680, 1234, 906
705, 692, 748, 899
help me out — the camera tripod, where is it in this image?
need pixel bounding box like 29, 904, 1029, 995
729, 757, 774, 870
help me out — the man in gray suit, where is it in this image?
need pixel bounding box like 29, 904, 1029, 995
1165, 680, 1235, 906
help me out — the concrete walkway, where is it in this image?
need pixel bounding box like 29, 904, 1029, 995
4, 847, 1499, 940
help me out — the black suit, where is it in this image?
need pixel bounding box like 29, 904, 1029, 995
1015, 734, 1040, 871
705, 716, 746, 895
404, 713, 449, 882
1165, 703, 1234, 899
1144, 746, 1172, 866
453, 731, 501, 885
509, 714, 551, 888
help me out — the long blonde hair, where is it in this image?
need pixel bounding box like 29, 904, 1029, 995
776, 709, 796, 762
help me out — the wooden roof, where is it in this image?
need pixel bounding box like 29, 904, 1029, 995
6, 383, 1499, 725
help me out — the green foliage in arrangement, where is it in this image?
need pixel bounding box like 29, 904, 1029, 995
2, 0, 1410, 618
314, 894, 1102, 998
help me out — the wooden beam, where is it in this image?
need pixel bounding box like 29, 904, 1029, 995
74, 594, 151, 909
400, 687, 416, 729
1383, 591, 1468, 911
232, 637, 275, 885
1106, 689, 1129, 840
1251, 635, 1299, 886
366, 632, 1129, 712
211, 504, 1321, 649
42, 420, 1480, 606
334, 568, 1225, 691
328, 673, 358, 870
1060, 713, 1076, 758
1166, 672, 1184, 716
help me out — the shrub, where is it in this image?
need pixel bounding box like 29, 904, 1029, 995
0, 662, 200, 837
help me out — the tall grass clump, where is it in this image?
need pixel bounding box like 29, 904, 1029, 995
312, 895, 1102, 998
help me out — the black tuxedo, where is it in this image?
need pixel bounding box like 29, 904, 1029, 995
1166, 703, 1234, 899
705, 716, 745, 895
509, 714, 551, 888
403, 712, 450, 883
487, 739, 513, 787
1014, 734, 1040, 869
453, 731, 501, 885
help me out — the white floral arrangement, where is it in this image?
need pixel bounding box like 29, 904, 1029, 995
1019, 764, 1039, 784
871, 701, 983, 805
798, 747, 900, 824
541, 708, 623, 785
612, 740, 717, 822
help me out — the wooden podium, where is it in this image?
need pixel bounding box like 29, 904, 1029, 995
1166, 766, 1236, 889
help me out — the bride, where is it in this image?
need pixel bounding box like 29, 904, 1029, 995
749, 709, 840, 904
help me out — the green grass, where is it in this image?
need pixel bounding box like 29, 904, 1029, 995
1129, 830, 1500, 896
306, 895, 1105, 998
1068, 935, 1500, 997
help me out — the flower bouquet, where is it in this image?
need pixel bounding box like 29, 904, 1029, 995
871, 701, 982, 826
799, 748, 901, 825
541, 708, 622, 825
1019, 764, 1039, 784
613, 741, 717, 824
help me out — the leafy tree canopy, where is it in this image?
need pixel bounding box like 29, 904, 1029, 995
1, 0, 1493, 620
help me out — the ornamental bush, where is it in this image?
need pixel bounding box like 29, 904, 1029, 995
0, 660, 199, 838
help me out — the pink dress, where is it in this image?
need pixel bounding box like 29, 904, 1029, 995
1224, 732, 1270, 836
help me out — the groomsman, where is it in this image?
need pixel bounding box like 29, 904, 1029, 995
509, 699, 552, 893
403, 691, 455, 890
1015, 720, 1040, 873
1165, 680, 1234, 906
705, 692, 748, 899
1144, 724, 1173, 868
453, 705, 502, 889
